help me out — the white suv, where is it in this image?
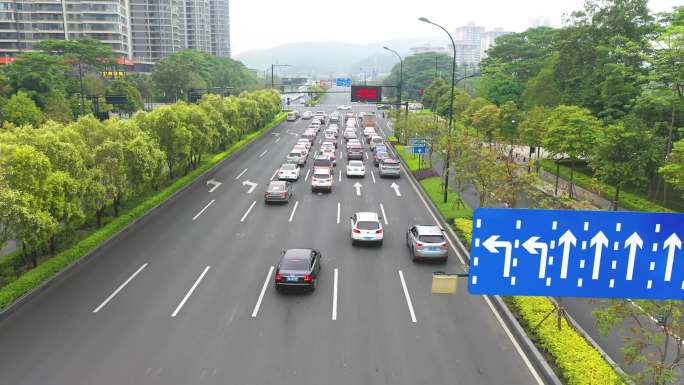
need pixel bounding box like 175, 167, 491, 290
350, 212, 383, 245
311, 167, 333, 192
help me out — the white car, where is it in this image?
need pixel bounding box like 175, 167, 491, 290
369, 136, 383, 150
343, 130, 357, 140
347, 139, 361, 147
302, 111, 313, 119
350, 212, 383, 245
278, 163, 300, 181
287, 148, 307, 166
311, 167, 333, 192
297, 139, 311, 149
328, 123, 339, 131
337, 105, 351, 110
363, 127, 376, 138
346, 160, 365, 177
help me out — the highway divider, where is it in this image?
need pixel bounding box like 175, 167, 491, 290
0, 111, 287, 315
391, 142, 626, 385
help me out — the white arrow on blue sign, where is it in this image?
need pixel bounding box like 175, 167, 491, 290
468, 208, 684, 300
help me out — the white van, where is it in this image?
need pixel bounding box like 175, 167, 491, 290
286, 111, 299, 121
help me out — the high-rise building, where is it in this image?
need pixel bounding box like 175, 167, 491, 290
209, 0, 229, 57
130, 0, 186, 63
450, 22, 485, 66
0, 0, 132, 58
480, 28, 511, 59
454, 22, 484, 46
185, 0, 210, 52
529, 17, 551, 28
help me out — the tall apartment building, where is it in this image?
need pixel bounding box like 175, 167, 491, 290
209, 0, 228, 57
130, 0, 186, 63
452, 22, 484, 66
0, 0, 132, 58
480, 28, 510, 59
184, 0, 210, 53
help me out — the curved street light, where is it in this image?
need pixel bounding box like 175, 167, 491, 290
419, 17, 457, 203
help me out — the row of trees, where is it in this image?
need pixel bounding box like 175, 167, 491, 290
0, 89, 280, 269
0, 39, 258, 125
473, 1, 684, 208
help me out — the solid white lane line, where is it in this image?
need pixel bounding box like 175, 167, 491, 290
252, 265, 274, 317
235, 168, 248, 180
240, 200, 257, 222
336, 202, 341, 224
270, 169, 278, 181
192, 199, 215, 221
288, 201, 299, 222
93, 263, 148, 313
305, 169, 311, 181
380, 203, 388, 225
370, 170, 376, 184
258, 149, 268, 158
171, 265, 211, 317
332, 268, 339, 320
398, 270, 417, 323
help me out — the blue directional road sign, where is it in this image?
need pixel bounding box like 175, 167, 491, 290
468, 208, 684, 300
336, 77, 352, 87
412, 145, 426, 154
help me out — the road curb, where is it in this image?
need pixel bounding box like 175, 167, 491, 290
0, 117, 286, 322
388, 142, 562, 385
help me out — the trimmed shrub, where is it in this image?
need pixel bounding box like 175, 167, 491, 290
453, 218, 473, 249
419, 177, 473, 222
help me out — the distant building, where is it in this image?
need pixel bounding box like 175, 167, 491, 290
130, 0, 187, 63
409, 44, 446, 55
209, 0, 230, 57
480, 28, 511, 59
529, 17, 551, 28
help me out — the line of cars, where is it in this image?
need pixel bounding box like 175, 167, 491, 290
273, 107, 448, 292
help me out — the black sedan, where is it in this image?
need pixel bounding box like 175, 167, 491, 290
275, 249, 321, 291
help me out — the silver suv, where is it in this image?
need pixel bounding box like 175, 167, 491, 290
406, 225, 448, 262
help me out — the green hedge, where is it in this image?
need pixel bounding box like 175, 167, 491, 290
396, 145, 432, 172
453, 218, 473, 249
538, 159, 672, 213
0, 111, 287, 310
419, 177, 473, 222
506, 297, 624, 385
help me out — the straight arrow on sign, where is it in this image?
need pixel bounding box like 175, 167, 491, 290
242, 180, 257, 194
624, 232, 643, 281
590, 231, 609, 280
663, 233, 681, 282
558, 230, 576, 279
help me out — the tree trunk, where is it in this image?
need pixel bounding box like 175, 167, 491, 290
554, 161, 560, 197
568, 160, 575, 199
113, 195, 120, 217
50, 236, 56, 255
527, 146, 533, 173
31, 248, 37, 268
612, 184, 620, 211
96, 209, 103, 228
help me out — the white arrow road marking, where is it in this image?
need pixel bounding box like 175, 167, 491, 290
242, 180, 257, 194
192, 200, 215, 221
590, 231, 609, 280
288, 201, 299, 222
483, 235, 513, 278
252, 266, 274, 318
93, 263, 148, 313
240, 200, 257, 222
332, 268, 339, 321
664, 233, 682, 282
390, 182, 401, 197
353, 182, 362, 196
380, 203, 388, 225
522, 237, 548, 279
258, 149, 268, 158
171, 265, 210, 317
206, 179, 222, 193
624, 232, 643, 280
558, 230, 577, 279
235, 168, 248, 180
398, 270, 417, 323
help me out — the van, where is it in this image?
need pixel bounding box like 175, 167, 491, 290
286, 111, 299, 121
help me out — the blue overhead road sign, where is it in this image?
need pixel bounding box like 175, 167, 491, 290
336, 78, 352, 87
468, 208, 684, 300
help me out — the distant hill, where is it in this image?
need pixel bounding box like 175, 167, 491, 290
234, 37, 450, 77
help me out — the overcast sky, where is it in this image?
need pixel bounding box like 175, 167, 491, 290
230, 0, 681, 54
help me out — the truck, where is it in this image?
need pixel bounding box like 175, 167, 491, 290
360, 112, 378, 131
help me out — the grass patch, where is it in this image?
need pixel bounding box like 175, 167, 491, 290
419, 177, 473, 222
538, 159, 672, 213
395, 145, 432, 172
0, 111, 287, 310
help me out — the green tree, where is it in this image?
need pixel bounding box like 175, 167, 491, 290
542, 105, 602, 198
2, 91, 43, 127
3, 52, 70, 106
471, 104, 500, 143
42, 91, 73, 122
590, 116, 655, 209
518, 106, 550, 170
106, 80, 144, 113
139, 106, 191, 177
522, 54, 562, 108
382, 52, 454, 101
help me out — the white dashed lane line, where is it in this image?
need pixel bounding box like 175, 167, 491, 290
171, 265, 211, 317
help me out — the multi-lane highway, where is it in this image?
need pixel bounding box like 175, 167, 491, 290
0, 91, 544, 385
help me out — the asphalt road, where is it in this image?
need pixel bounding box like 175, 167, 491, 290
0, 90, 543, 385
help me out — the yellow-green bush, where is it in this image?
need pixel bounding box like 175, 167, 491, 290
453, 218, 473, 249
507, 297, 624, 385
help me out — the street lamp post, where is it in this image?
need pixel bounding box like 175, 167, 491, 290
419, 17, 457, 204
383, 46, 405, 142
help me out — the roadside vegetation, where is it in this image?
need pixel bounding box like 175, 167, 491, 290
0, 90, 283, 308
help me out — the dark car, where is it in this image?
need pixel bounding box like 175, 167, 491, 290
264, 181, 293, 203
275, 248, 322, 291
373, 150, 390, 166
347, 144, 363, 160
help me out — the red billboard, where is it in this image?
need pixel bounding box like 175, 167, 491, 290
351, 86, 382, 103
